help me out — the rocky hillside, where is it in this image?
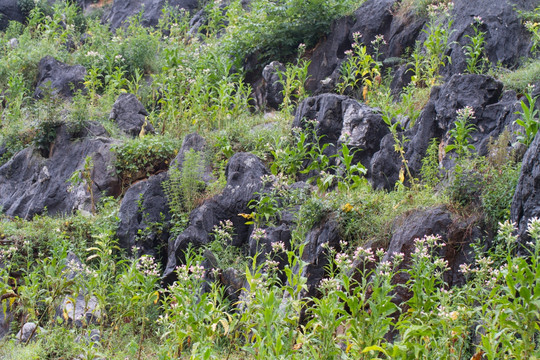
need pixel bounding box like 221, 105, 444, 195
1, 0, 540, 358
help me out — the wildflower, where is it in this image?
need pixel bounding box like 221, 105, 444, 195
473, 16, 483, 24
114, 54, 124, 61
342, 203, 354, 213
319, 277, 341, 292
344, 49, 353, 56
271, 241, 286, 252
456, 106, 475, 120
335, 252, 352, 268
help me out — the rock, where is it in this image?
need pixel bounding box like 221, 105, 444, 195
34, 56, 87, 99
75, 329, 101, 346
301, 219, 341, 297
8, 37, 18, 49
58, 253, 101, 327
103, 0, 200, 31
370, 74, 519, 190
262, 61, 286, 110
219, 267, 244, 305
117, 172, 171, 262
116, 132, 212, 264
305, 0, 424, 95
444, 0, 537, 76
305, 16, 354, 94
16, 322, 37, 343
171, 132, 214, 185
163, 152, 268, 283
293, 94, 388, 179
0, 0, 25, 31
511, 131, 540, 243
382, 206, 477, 305
109, 93, 154, 137
0, 299, 13, 340
390, 63, 414, 98
0, 123, 120, 219
59, 294, 100, 327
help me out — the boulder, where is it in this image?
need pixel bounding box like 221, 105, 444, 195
109, 94, 155, 137
511, 131, 540, 243
34, 56, 87, 99
0, 0, 25, 31
301, 219, 341, 297
382, 206, 477, 305
117, 172, 171, 261
262, 61, 286, 110
116, 132, 212, 264
370, 74, 520, 190
16, 322, 37, 343
0, 123, 119, 219
305, 0, 424, 94
103, 0, 200, 31
0, 298, 13, 340
293, 94, 388, 179
57, 253, 101, 327
444, 0, 537, 76
163, 152, 268, 283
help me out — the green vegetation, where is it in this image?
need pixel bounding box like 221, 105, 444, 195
0, 1, 539, 359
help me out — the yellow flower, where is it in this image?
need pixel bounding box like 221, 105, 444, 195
342, 203, 353, 213
238, 213, 254, 219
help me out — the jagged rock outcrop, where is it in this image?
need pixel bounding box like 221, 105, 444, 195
117, 172, 171, 261
0, 0, 25, 31
443, 0, 537, 76
163, 152, 268, 283
511, 131, 540, 243
301, 219, 341, 297
109, 94, 155, 137
116, 133, 211, 263
370, 74, 520, 190
382, 206, 477, 305
293, 93, 389, 179
103, 0, 200, 31
57, 253, 101, 327
262, 61, 286, 110
0, 123, 119, 219
34, 56, 87, 99
305, 0, 424, 94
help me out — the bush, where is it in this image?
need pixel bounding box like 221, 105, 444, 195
112, 135, 178, 189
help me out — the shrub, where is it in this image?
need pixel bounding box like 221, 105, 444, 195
112, 135, 178, 189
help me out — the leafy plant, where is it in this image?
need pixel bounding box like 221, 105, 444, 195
514, 89, 539, 146
463, 17, 487, 74
112, 136, 178, 189
445, 106, 477, 158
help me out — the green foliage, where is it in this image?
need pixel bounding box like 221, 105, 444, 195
445, 106, 477, 158
463, 17, 487, 74
514, 90, 539, 146
337, 33, 382, 99
162, 149, 207, 236
222, 0, 360, 64
497, 59, 540, 93
112, 135, 178, 189
421, 138, 442, 187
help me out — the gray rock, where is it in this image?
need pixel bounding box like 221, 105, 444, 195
382, 206, 477, 305
163, 152, 269, 283
116, 132, 212, 265
370, 74, 520, 190
109, 93, 154, 137
0, 123, 120, 219
34, 56, 87, 99
0, 0, 25, 31
0, 300, 13, 340
262, 61, 286, 110
293, 94, 388, 181
16, 322, 37, 343
7, 38, 18, 49
443, 0, 537, 76
103, 0, 200, 31
511, 131, 540, 244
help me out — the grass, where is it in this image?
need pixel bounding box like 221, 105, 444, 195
496, 59, 540, 93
